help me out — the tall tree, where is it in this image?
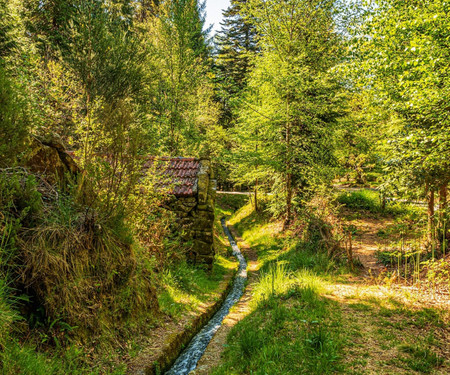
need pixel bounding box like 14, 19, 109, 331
233, 0, 344, 225
353, 0, 450, 246
141, 0, 218, 156
214, 0, 258, 126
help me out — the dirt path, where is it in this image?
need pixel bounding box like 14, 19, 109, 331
190, 227, 259, 375
329, 214, 450, 374
346, 213, 393, 275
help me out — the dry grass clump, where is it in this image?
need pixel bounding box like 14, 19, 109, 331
1, 169, 158, 343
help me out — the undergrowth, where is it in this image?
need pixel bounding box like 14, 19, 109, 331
337, 189, 421, 217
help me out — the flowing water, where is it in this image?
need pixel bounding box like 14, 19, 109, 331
165, 219, 247, 375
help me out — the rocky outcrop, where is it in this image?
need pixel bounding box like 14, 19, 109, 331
24, 134, 79, 185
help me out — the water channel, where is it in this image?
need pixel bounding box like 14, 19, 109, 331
165, 219, 247, 375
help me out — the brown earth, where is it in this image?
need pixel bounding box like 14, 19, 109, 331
343, 211, 394, 275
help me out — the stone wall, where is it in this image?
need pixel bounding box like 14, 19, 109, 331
169, 159, 216, 267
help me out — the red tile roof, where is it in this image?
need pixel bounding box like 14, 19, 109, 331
65, 153, 201, 197
142, 157, 201, 197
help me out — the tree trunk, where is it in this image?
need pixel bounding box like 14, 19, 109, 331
284, 98, 292, 228
286, 172, 292, 227
439, 183, 447, 224
254, 178, 259, 212
427, 185, 435, 248
439, 182, 448, 248
347, 231, 354, 270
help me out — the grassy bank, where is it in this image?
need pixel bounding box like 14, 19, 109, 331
0, 180, 239, 374
212, 200, 449, 375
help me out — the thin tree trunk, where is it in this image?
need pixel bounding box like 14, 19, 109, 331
284, 97, 292, 228
439, 182, 448, 246
347, 231, 354, 270
286, 171, 292, 226
439, 183, 447, 224
254, 177, 259, 212
427, 185, 435, 248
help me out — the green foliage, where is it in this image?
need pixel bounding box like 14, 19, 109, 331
335, 93, 381, 185
214, 0, 258, 125
337, 190, 382, 212
0, 170, 159, 348
0, 0, 16, 58
141, 0, 219, 156
0, 66, 30, 167
350, 0, 450, 194
230, 0, 346, 222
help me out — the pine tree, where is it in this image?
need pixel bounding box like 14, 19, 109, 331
214, 0, 258, 126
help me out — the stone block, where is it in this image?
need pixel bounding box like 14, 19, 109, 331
193, 240, 213, 255
193, 219, 214, 230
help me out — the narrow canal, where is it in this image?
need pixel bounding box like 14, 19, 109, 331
165, 219, 247, 375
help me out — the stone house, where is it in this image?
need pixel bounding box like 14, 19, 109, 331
143, 157, 216, 267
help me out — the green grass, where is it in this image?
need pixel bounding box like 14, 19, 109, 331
157, 256, 235, 318
213, 275, 343, 375
212, 202, 345, 374
215, 194, 249, 217
398, 344, 444, 373
336, 189, 424, 218
337, 190, 382, 212
212, 200, 448, 375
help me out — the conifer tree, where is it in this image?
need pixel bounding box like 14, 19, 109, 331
214, 0, 258, 126
233, 0, 344, 225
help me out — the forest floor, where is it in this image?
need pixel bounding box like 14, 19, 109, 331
200, 197, 449, 375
